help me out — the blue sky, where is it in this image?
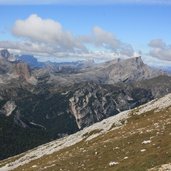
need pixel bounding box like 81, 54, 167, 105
0, 1, 171, 65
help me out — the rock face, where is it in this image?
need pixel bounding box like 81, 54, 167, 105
68, 75, 171, 129
14, 62, 37, 85
0, 49, 37, 85
107, 57, 162, 84
0, 101, 16, 116
14, 62, 31, 80
69, 83, 153, 129
69, 84, 118, 129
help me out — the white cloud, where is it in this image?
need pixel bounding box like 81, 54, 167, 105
148, 39, 171, 61
80, 26, 134, 56
92, 26, 120, 49
12, 14, 85, 52
0, 40, 132, 61
13, 14, 62, 43
0, 14, 135, 61
148, 39, 166, 48
0, 41, 55, 56
0, 0, 171, 5
91, 27, 134, 56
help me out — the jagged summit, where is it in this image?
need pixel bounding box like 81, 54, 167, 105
0, 49, 10, 58
0, 49, 37, 85
125, 56, 144, 65
0, 49, 16, 62
105, 56, 162, 84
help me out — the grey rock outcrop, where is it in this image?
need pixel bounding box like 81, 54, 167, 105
0, 101, 16, 116
107, 57, 163, 84
0, 50, 37, 85
69, 82, 153, 129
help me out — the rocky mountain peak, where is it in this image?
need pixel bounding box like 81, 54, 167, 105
127, 56, 144, 66
0, 50, 38, 85
14, 62, 31, 80
0, 49, 10, 58
107, 56, 162, 84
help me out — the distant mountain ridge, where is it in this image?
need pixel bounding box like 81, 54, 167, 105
37, 56, 164, 86
1, 49, 165, 84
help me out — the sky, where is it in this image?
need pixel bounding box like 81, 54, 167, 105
0, 0, 171, 66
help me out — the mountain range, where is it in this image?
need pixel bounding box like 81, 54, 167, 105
0, 49, 171, 162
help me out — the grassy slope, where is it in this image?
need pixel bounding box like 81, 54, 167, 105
7, 105, 171, 171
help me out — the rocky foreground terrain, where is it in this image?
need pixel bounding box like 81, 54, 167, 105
0, 92, 171, 171
0, 49, 171, 161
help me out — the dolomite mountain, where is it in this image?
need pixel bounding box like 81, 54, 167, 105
0, 49, 164, 86
0, 49, 37, 85
0, 49, 171, 160
69, 82, 153, 129
33, 56, 163, 86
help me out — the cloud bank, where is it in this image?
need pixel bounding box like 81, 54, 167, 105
0, 0, 171, 5
149, 39, 171, 61
0, 14, 134, 60
12, 14, 85, 53
80, 26, 134, 56
3, 14, 171, 62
